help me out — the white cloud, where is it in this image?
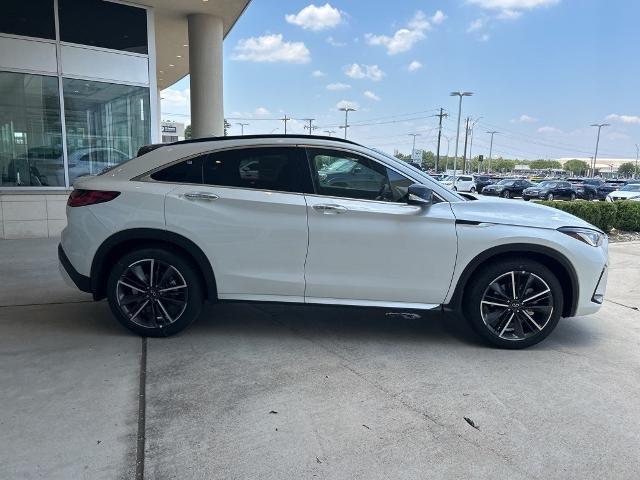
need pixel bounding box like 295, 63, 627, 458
160, 88, 190, 108
364, 91, 381, 101
326, 36, 347, 47
407, 60, 423, 72
336, 100, 359, 110
285, 3, 342, 31
497, 9, 523, 19
480, 33, 491, 41
606, 113, 640, 124
365, 10, 444, 55
467, 0, 559, 19
232, 34, 310, 63
512, 114, 538, 123
311, 70, 326, 77
538, 126, 562, 134
467, 18, 485, 32
326, 82, 351, 91
254, 107, 270, 116
344, 63, 385, 81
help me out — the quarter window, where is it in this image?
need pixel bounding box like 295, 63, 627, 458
308, 149, 413, 203
150, 156, 204, 184
202, 147, 312, 193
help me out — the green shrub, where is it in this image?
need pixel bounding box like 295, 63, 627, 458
614, 201, 640, 232
536, 200, 617, 232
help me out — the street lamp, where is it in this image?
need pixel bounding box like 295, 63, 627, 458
467, 117, 482, 174
339, 107, 356, 139
450, 91, 473, 184
408, 133, 421, 161
236, 122, 248, 135
590, 123, 609, 178
324, 130, 336, 137
635, 143, 639, 179
486, 131, 499, 173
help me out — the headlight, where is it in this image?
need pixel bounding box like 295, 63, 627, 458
558, 227, 604, 247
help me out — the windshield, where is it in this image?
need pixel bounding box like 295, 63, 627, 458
538, 181, 557, 188
621, 184, 640, 192
497, 180, 516, 186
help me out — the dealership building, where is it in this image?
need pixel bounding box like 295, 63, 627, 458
0, 0, 249, 238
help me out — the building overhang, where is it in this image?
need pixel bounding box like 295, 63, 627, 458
134, 0, 251, 89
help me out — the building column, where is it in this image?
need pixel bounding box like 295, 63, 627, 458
187, 14, 224, 138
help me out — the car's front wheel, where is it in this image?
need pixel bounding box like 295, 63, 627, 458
502, 190, 511, 198
546, 193, 554, 201
470, 187, 476, 193
463, 259, 563, 349
107, 248, 203, 337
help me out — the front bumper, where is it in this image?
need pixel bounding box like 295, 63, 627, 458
481, 189, 501, 196
58, 243, 92, 294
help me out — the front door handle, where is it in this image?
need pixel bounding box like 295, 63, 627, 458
313, 204, 348, 214
184, 192, 219, 201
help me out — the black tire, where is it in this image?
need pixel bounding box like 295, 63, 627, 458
470, 187, 476, 193
502, 190, 511, 198
463, 258, 563, 349
569, 193, 576, 201
107, 248, 204, 337
546, 193, 554, 201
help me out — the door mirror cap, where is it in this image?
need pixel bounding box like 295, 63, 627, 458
407, 184, 433, 206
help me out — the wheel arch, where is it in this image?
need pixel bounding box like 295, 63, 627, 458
90, 228, 218, 302
447, 243, 578, 317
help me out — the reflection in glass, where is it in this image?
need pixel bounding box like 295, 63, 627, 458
0, 72, 64, 187
63, 79, 149, 184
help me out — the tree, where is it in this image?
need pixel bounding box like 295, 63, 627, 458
617, 162, 636, 178
184, 125, 192, 140
563, 159, 589, 176
529, 159, 562, 170
420, 150, 436, 170
224, 119, 231, 136
491, 157, 516, 173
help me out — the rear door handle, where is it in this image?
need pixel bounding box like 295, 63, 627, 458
184, 192, 219, 201
313, 204, 348, 214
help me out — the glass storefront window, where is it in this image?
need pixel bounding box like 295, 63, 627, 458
0, 72, 64, 187
1, 0, 56, 40
58, 0, 148, 54
62, 79, 150, 184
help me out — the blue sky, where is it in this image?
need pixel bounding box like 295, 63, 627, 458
161, 0, 640, 161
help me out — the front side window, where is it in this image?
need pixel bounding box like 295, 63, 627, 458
203, 147, 312, 193
0, 71, 63, 187
309, 148, 413, 202
151, 156, 205, 184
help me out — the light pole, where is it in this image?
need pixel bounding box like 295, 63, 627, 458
408, 133, 421, 161
450, 91, 473, 184
443, 135, 451, 171
467, 117, 482, 173
635, 143, 639, 179
487, 131, 499, 173
236, 122, 248, 135
339, 107, 356, 139
270, 127, 279, 134
590, 123, 609, 178
324, 130, 336, 137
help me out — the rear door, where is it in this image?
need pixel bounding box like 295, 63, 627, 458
163, 146, 313, 302
303, 147, 457, 307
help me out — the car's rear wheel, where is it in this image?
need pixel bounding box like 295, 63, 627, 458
107, 248, 203, 337
463, 259, 563, 349
569, 192, 576, 201
502, 190, 511, 198
470, 187, 476, 193
546, 193, 554, 201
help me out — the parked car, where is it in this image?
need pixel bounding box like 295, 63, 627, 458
440, 174, 477, 192
605, 182, 640, 201
481, 178, 534, 198
522, 180, 577, 201
472, 174, 496, 193
59, 134, 608, 349
568, 178, 619, 201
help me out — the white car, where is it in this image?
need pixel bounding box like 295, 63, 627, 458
59, 135, 608, 349
606, 183, 640, 201
440, 175, 477, 193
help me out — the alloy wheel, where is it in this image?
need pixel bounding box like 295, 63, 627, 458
480, 271, 554, 341
116, 258, 188, 329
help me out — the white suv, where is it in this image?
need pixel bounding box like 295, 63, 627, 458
440, 175, 477, 193
59, 135, 608, 348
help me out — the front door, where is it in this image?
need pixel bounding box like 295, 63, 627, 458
164, 146, 312, 302
303, 148, 458, 307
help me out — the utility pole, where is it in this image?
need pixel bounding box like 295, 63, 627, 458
408, 133, 421, 161
462, 117, 470, 174
324, 130, 336, 137
303, 118, 315, 135
280, 115, 291, 134
435, 107, 448, 174
635, 143, 639, 179
467, 118, 481, 174
590, 123, 609, 178
443, 135, 451, 172
450, 91, 473, 184
236, 122, 248, 135
339, 107, 356, 139
486, 131, 498, 173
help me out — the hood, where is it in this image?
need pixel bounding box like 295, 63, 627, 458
450, 197, 598, 231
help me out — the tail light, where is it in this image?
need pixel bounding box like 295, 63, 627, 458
68, 189, 120, 207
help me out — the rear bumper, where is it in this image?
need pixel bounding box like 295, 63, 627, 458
58, 243, 92, 294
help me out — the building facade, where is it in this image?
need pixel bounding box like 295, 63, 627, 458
0, 0, 249, 238
161, 121, 186, 143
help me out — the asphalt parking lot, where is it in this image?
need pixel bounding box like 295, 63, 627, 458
1, 238, 639, 480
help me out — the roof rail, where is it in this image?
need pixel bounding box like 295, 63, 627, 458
168, 134, 360, 147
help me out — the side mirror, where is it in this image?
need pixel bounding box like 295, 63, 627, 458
407, 184, 433, 206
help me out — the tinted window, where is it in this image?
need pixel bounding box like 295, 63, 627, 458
151, 156, 204, 184
203, 147, 311, 193
309, 149, 412, 202
58, 0, 148, 54
1, 0, 55, 39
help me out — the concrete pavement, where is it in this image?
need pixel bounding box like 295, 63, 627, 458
1, 239, 639, 479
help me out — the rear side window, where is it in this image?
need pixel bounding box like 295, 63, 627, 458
202, 147, 312, 193
150, 156, 204, 183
